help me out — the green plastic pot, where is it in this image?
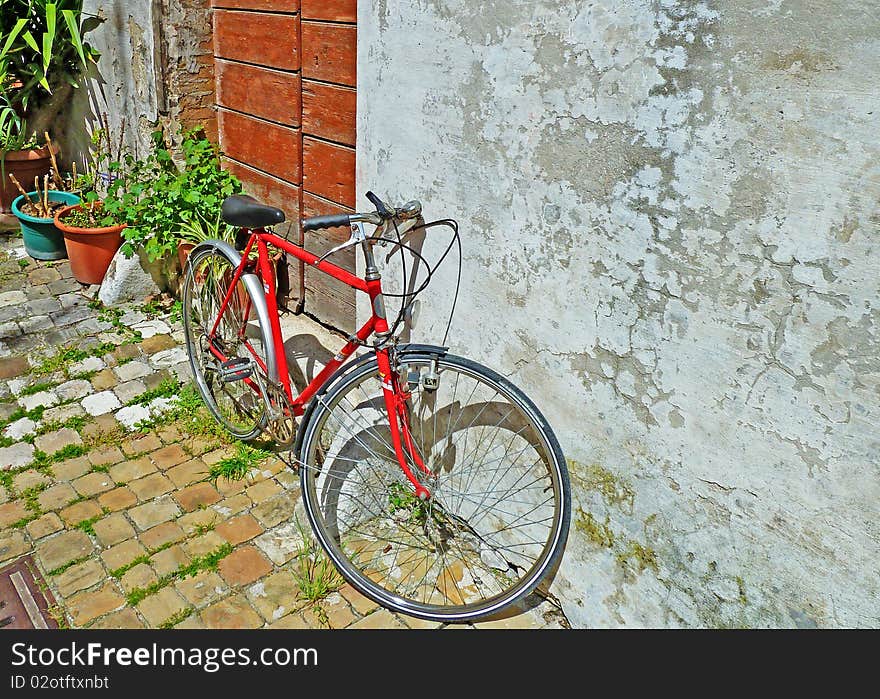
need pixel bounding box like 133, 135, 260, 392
12, 190, 82, 260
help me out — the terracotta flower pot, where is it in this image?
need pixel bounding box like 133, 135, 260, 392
0, 144, 59, 213
54, 202, 127, 285
177, 241, 196, 271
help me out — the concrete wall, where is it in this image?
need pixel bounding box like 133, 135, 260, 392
358, 0, 880, 627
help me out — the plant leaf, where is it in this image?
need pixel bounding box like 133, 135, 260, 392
0, 19, 28, 60
61, 9, 87, 67
21, 30, 40, 54
43, 3, 58, 76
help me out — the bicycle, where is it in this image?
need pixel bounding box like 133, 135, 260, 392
181, 190, 571, 622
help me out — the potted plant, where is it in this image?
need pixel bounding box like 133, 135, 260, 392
176, 209, 237, 269
49, 116, 134, 283
104, 128, 243, 266
9, 172, 79, 259
53, 198, 125, 284
0, 2, 100, 212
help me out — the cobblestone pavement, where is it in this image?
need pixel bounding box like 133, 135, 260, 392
0, 234, 566, 630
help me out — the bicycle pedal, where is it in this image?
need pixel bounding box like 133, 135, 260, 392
218, 357, 254, 383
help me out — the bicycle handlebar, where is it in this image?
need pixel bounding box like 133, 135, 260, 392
302, 213, 352, 232
301, 194, 422, 233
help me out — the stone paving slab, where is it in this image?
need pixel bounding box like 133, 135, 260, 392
0, 237, 562, 631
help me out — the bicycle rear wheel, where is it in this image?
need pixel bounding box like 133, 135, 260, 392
182, 243, 274, 440
298, 349, 571, 622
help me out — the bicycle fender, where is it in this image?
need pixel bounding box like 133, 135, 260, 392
292, 343, 449, 458
192, 239, 279, 384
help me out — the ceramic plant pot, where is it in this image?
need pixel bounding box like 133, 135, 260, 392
12, 190, 81, 260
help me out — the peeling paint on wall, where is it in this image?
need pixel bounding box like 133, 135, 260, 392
358, 0, 880, 627
64, 0, 216, 166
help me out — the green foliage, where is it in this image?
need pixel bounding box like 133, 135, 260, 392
209, 442, 271, 483
21, 482, 48, 513
0, 404, 47, 435
18, 380, 58, 397
47, 554, 90, 577
103, 129, 242, 262
125, 543, 233, 607
74, 514, 100, 536
168, 300, 183, 324
30, 443, 87, 470
109, 555, 151, 579
134, 382, 230, 444
33, 341, 116, 377
0, 1, 99, 148
56, 201, 117, 228
291, 519, 343, 619
126, 377, 181, 407
159, 607, 194, 629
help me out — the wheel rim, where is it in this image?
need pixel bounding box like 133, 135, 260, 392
183, 250, 269, 437
301, 356, 567, 620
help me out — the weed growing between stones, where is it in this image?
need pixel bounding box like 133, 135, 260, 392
159, 606, 194, 629
18, 381, 59, 397
110, 555, 152, 579
33, 343, 118, 378
89, 300, 144, 344
125, 378, 181, 407
48, 555, 91, 578
21, 483, 47, 513
126, 543, 234, 607
74, 515, 102, 536
290, 518, 344, 627
209, 443, 272, 483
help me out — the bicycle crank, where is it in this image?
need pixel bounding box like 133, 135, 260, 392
263, 383, 297, 448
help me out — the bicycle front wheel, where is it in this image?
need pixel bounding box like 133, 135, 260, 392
182, 244, 273, 440
298, 350, 571, 622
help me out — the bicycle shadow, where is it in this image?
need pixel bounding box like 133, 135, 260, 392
281, 331, 338, 395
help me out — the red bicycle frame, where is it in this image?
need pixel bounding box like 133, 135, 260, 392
207, 227, 432, 498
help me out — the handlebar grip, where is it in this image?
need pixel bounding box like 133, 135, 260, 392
302, 213, 352, 232
366, 191, 392, 218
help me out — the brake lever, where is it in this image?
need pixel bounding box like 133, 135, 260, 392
316, 221, 369, 263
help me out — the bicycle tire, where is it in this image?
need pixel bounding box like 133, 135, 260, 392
182, 242, 275, 440
298, 348, 571, 622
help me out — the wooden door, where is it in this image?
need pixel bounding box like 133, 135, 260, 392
212, 0, 357, 332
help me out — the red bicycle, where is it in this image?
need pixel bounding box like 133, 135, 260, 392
182, 191, 571, 622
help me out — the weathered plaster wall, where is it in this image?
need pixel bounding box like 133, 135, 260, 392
358, 1, 880, 627
66, 0, 159, 163
65, 0, 216, 167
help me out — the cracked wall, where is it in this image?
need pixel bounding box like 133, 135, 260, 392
358, 0, 880, 627
65, 0, 216, 166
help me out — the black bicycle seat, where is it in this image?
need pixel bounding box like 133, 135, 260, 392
221, 195, 286, 228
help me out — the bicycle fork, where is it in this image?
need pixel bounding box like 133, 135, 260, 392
363, 240, 434, 500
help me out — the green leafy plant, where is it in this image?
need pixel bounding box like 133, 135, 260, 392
103, 129, 242, 262
0, 1, 100, 147
56, 200, 121, 228
208, 442, 271, 483
290, 518, 344, 626
177, 209, 236, 246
